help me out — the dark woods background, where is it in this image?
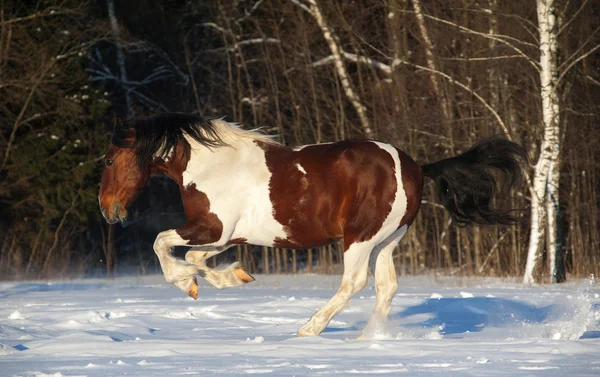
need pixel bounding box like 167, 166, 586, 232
0, 0, 598, 281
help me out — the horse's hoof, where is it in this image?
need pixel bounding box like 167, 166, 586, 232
234, 267, 255, 284
296, 329, 316, 337
187, 278, 199, 300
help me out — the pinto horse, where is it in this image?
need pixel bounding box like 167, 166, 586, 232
99, 113, 526, 337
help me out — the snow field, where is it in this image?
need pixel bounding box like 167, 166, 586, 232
1, 274, 599, 376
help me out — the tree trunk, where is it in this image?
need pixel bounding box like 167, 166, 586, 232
107, 0, 132, 119
524, 0, 561, 284
306, 0, 373, 138
411, 0, 451, 132
262, 246, 269, 274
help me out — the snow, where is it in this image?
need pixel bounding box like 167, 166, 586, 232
1, 274, 599, 376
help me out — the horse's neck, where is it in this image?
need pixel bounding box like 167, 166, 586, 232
181, 139, 255, 187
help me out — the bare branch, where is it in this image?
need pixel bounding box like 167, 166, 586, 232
556, 43, 600, 87
204, 38, 281, 53
558, 0, 589, 36
311, 51, 511, 138
418, 11, 540, 71
39, 189, 80, 277
200, 22, 229, 35
1, 62, 54, 171
236, 0, 266, 24
479, 231, 509, 273
411, 0, 451, 122
290, 0, 312, 14
441, 55, 526, 61
0, 9, 67, 25
304, 0, 373, 138
557, 26, 600, 72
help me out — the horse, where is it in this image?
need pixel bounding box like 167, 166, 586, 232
98, 113, 527, 337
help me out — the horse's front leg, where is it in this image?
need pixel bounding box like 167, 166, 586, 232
185, 247, 254, 289
153, 229, 202, 298
153, 228, 254, 299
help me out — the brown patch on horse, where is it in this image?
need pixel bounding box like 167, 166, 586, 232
153, 143, 224, 244
227, 238, 248, 245
397, 149, 423, 228
175, 183, 223, 244
258, 141, 397, 250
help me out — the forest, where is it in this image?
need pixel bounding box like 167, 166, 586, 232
0, 0, 598, 283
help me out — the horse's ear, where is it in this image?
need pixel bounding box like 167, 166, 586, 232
110, 116, 135, 147
114, 116, 124, 130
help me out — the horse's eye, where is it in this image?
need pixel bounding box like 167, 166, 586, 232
105, 159, 114, 167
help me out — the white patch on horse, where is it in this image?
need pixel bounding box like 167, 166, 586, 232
296, 163, 307, 175
181, 134, 287, 248
366, 141, 408, 244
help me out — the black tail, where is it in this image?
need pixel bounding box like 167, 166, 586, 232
422, 137, 528, 226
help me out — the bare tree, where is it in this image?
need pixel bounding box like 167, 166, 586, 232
293, 0, 373, 138
524, 0, 598, 284
107, 0, 132, 119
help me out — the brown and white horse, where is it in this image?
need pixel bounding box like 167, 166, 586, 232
99, 113, 526, 337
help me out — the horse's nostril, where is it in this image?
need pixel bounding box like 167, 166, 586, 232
114, 203, 121, 215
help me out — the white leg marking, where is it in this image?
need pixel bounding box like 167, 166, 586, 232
185, 246, 252, 289
297, 241, 374, 337
153, 230, 198, 293
360, 226, 408, 339
185, 248, 222, 265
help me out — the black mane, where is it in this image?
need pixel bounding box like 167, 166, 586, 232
111, 113, 228, 171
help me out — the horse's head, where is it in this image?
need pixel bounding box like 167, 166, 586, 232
98, 119, 150, 224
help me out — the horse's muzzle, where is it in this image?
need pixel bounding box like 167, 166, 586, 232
100, 203, 126, 224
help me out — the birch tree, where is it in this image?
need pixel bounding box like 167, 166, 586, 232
402, 0, 595, 283
524, 0, 578, 284
411, 0, 451, 129
293, 0, 373, 138
523, 0, 558, 284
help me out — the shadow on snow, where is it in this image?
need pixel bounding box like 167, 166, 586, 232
395, 297, 558, 335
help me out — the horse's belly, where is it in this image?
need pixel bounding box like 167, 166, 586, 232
230, 204, 288, 247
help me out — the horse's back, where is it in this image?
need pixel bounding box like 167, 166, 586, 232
257, 140, 422, 249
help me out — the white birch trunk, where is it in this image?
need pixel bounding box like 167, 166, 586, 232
306, 0, 373, 138
107, 0, 132, 119
411, 0, 451, 123
523, 0, 560, 284
523, 171, 547, 284
547, 160, 560, 282
487, 0, 499, 117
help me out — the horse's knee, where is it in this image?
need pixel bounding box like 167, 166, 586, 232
389, 280, 399, 296
337, 281, 355, 300
153, 233, 169, 254
354, 274, 369, 293
375, 278, 398, 306
341, 273, 368, 297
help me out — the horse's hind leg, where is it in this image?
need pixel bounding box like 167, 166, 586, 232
360, 226, 408, 339
297, 241, 374, 337
185, 247, 254, 289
